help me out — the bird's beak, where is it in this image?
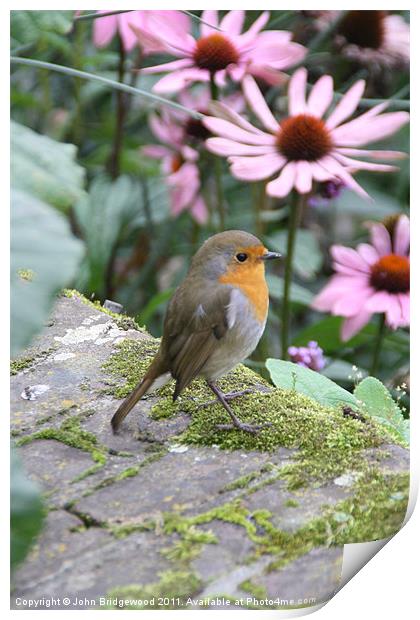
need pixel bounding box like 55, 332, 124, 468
261, 251, 282, 261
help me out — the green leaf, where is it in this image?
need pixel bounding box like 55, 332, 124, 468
354, 377, 409, 444
266, 275, 314, 307
11, 449, 44, 569
11, 10, 73, 48
337, 182, 407, 218
11, 121, 85, 213
136, 289, 174, 328
11, 189, 84, 355
73, 175, 170, 296
322, 360, 367, 383
266, 229, 322, 280
266, 358, 358, 408
293, 316, 409, 354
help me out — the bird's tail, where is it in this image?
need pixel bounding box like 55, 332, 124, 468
111, 355, 168, 433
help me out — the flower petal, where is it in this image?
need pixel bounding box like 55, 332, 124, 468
141, 58, 194, 74
365, 290, 394, 313
205, 138, 277, 157
295, 161, 313, 194
334, 154, 398, 173
207, 101, 265, 134
331, 245, 371, 273
119, 12, 142, 51
326, 80, 365, 129
357, 243, 380, 265
306, 75, 334, 118
152, 68, 209, 93
332, 111, 410, 147
394, 214, 410, 256
266, 161, 296, 197
242, 75, 279, 133
237, 11, 270, 47
200, 10, 219, 36
398, 293, 410, 324
220, 10, 245, 35
93, 12, 117, 48
203, 117, 276, 145
341, 311, 372, 341
319, 156, 370, 199
369, 223, 392, 256
336, 147, 408, 160
229, 153, 285, 181
332, 287, 374, 317
385, 295, 405, 329
142, 145, 172, 159
190, 195, 208, 224
248, 65, 287, 86
288, 68, 307, 115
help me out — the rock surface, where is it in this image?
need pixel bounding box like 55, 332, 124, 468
10, 293, 409, 611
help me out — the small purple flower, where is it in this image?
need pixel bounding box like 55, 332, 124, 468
308, 180, 345, 207
288, 341, 326, 371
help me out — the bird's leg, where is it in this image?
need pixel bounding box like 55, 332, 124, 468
206, 381, 271, 434
197, 387, 256, 409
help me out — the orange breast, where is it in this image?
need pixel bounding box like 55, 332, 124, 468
219, 261, 269, 323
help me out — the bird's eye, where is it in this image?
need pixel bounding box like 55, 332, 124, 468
235, 253, 248, 263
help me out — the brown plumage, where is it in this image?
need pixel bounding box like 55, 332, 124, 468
111, 230, 281, 434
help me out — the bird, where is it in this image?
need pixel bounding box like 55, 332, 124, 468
111, 230, 281, 434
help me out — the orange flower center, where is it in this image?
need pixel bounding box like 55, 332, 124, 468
370, 254, 410, 293
171, 154, 183, 173
194, 33, 239, 72
338, 10, 385, 50
277, 114, 332, 162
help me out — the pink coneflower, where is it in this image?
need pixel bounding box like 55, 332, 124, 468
131, 10, 306, 92
312, 215, 410, 341
204, 68, 409, 198
288, 341, 326, 370
335, 10, 410, 69
92, 10, 189, 53
142, 110, 207, 224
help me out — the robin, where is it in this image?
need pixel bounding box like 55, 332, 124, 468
111, 230, 281, 434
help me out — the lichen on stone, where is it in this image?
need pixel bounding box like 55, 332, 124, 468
61, 289, 145, 332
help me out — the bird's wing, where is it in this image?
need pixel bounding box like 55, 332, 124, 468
162, 282, 231, 399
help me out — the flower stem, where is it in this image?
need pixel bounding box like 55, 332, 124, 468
370, 314, 386, 376
281, 192, 305, 359
107, 35, 127, 179
209, 72, 225, 231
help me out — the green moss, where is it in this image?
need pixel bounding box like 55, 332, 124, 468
62, 289, 145, 332
10, 348, 54, 375
102, 338, 162, 399
102, 337, 401, 491
16, 415, 107, 481
18, 268, 35, 281
330, 470, 409, 543
180, 387, 396, 488
239, 579, 268, 600
157, 467, 408, 574
284, 499, 300, 508
105, 570, 202, 609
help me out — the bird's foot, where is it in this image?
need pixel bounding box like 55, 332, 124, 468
198, 388, 255, 409
215, 421, 272, 434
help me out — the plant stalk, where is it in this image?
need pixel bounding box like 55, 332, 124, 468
281, 192, 305, 358
209, 72, 225, 231
107, 35, 127, 179
370, 313, 386, 376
